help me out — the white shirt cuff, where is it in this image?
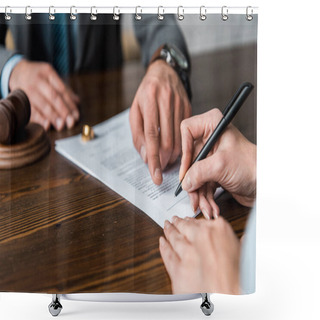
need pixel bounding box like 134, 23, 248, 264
0, 54, 24, 98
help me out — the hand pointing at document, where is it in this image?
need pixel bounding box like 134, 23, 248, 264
130, 59, 191, 186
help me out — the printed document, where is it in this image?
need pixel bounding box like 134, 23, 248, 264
55, 109, 222, 228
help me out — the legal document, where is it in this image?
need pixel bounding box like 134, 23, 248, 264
55, 109, 222, 228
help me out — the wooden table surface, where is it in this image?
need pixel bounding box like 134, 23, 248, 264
0, 44, 256, 294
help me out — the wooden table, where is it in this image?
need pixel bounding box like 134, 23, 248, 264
0, 44, 256, 294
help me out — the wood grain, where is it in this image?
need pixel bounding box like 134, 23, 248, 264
0, 44, 256, 293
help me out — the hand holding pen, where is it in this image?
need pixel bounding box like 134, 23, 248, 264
176, 83, 256, 219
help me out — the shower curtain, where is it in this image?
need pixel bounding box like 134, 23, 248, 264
0, 6, 257, 316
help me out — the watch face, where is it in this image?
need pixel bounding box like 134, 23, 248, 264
168, 44, 189, 70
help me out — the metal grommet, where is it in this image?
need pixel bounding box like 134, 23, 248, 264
70, 6, 77, 20
113, 6, 120, 21
49, 6, 55, 21
90, 6, 97, 21
25, 6, 32, 21
246, 6, 253, 21
5, 6, 12, 21
177, 6, 184, 21
135, 6, 142, 21
221, 6, 228, 21
200, 6, 207, 21
157, 6, 164, 20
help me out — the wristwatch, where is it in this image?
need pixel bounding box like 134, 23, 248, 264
149, 43, 192, 100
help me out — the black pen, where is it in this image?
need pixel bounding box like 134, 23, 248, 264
174, 82, 254, 197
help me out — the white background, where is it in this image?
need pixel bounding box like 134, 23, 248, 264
1, 0, 320, 319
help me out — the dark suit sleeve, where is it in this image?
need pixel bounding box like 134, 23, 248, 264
0, 22, 17, 75
133, 14, 190, 68
0, 21, 19, 98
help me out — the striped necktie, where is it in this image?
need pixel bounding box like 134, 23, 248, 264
52, 14, 69, 76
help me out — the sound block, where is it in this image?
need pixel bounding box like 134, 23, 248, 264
0, 123, 50, 169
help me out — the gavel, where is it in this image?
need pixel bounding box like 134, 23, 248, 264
0, 89, 31, 144
0, 89, 50, 169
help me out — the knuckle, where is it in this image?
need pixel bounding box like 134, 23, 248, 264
42, 63, 53, 73
146, 125, 159, 140
212, 107, 219, 113
212, 108, 222, 117
146, 79, 158, 96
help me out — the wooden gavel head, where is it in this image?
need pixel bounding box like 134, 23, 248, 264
0, 89, 50, 169
0, 89, 31, 145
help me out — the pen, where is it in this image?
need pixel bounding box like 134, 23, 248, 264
174, 82, 254, 197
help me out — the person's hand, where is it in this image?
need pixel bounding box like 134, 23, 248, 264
180, 109, 256, 219
159, 216, 241, 294
129, 60, 191, 185
9, 59, 80, 131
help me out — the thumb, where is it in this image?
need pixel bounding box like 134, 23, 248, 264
181, 153, 225, 193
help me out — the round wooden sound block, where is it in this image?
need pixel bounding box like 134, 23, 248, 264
0, 123, 50, 169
